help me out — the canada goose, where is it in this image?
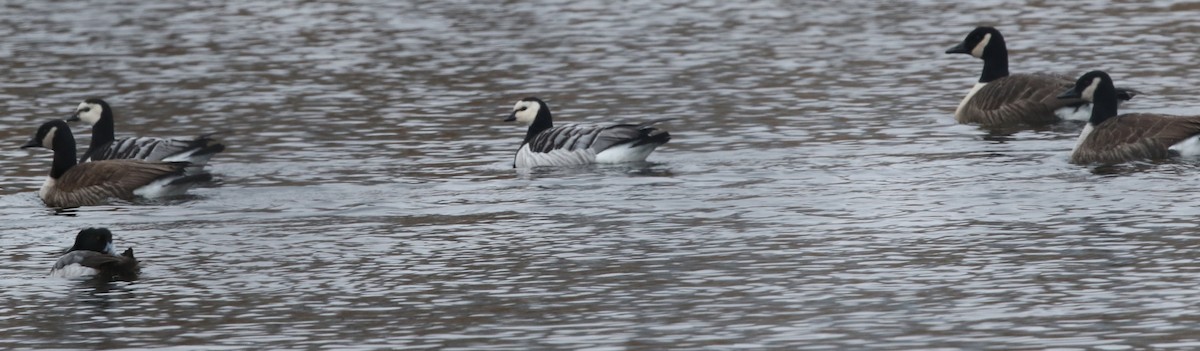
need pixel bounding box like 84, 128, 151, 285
946, 26, 1138, 127
66, 98, 224, 171
1058, 71, 1200, 164
22, 120, 212, 208
50, 228, 138, 281
504, 97, 671, 168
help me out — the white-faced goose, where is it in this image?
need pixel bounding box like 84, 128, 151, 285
504, 97, 671, 168
67, 98, 224, 173
50, 228, 139, 281
22, 120, 212, 208
946, 26, 1138, 127
1058, 71, 1200, 164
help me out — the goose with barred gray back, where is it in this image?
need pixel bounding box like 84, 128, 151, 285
503, 97, 671, 168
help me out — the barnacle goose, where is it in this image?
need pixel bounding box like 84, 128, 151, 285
504, 97, 670, 168
946, 26, 1138, 127
50, 228, 138, 281
22, 120, 212, 208
67, 98, 224, 172
1058, 71, 1200, 164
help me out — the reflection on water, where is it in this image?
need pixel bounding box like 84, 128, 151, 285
3, 0, 1200, 349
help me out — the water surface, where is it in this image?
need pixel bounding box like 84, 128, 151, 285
3, 0, 1200, 349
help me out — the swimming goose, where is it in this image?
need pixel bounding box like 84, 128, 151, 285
1058, 71, 1200, 164
66, 98, 224, 171
22, 120, 212, 208
946, 26, 1138, 127
504, 97, 671, 168
50, 228, 138, 281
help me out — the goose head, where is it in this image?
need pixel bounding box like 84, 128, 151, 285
1057, 70, 1113, 102
504, 97, 551, 126
946, 26, 1005, 59
21, 120, 71, 151
66, 98, 111, 127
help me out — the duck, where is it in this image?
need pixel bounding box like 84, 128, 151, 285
1058, 71, 1200, 164
21, 120, 212, 208
50, 228, 139, 281
504, 97, 671, 168
946, 26, 1138, 127
66, 98, 224, 173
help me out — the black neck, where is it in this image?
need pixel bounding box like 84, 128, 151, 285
978, 36, 1010, 83
521, 107, 554, 146
89, 108, 116, 151
1090, 83, 1120, 125
51, 129, 78, 179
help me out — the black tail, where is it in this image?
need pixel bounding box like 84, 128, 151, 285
630, 119, 672, 147
1115, 87, 1140, 101
168, 171, 214, 186
162, 161, 213, 186
113, 248, 139, 281
191, 134, 226, 156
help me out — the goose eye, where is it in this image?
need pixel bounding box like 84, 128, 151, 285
517, 106, 527, 112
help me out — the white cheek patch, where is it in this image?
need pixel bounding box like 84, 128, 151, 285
76, 103, 103, 125
42, 126, 57, 149
1081, 77, 1100, 101
514, 103, 539, 125
971, 33, 991, 58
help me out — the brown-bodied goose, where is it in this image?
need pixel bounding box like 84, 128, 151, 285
1059, 71, 1200, 164
50, 228, 139, 281
946, 26, 1138, 127
67, 98, 224, 173
21, 120, 212, 208
504, 97, 671, 168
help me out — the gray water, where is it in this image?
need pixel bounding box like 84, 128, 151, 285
3, 0, 1200, 349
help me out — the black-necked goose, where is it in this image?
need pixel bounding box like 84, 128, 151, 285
50, 228, 138, 281
22, 120, 212, 208
1058, 71, 1200, 164
67, 98, 224, 171
946, 26, 1138, 127
504, 97, 671, 168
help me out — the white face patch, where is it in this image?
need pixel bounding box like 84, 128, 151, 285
74, 102, 103, 126
42, 126, 57, 150
970, 33, 991, 58
1081, 77, 1101, 102
512, 101, 540, 125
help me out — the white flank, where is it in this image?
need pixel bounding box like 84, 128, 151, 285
955, 83, 987, 121
1055, 104, 1092, 122
133, 175, 193, 198
1073, 123, 1095, 153
595, 143, 660, 163
49, 264, 99, 279
1169, 135, 1200, 157
514, 144, 598, 168
39, 177, 55, 201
